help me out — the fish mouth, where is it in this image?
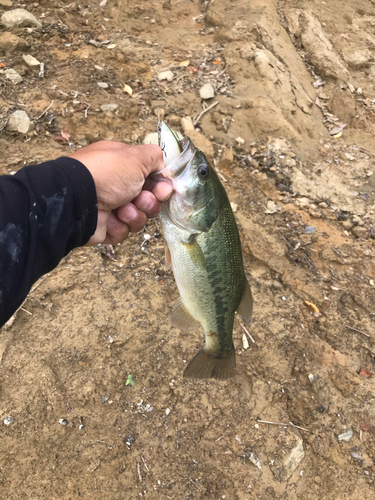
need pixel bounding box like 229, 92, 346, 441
152, 136, 195, 183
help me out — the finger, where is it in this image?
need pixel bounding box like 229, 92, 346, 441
106, 212, 130, 244
117, 202, 148, 233
132, 191, 161, 219
143, 178, 172, 202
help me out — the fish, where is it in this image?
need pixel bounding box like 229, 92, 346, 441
155, 121, 253, 380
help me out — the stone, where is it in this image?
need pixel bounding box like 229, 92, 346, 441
0, 0, 13, 6
0, 32, 29, 54
1, 8, 42, 29
100, 103, 118, 112
299, 12, 349, 81
337, 429, 353, 442
157, 70, 174, 81
341, 47, 372, 70
352, 226, 368, 239
97, 82, 109, 89
181, 116, 195, 134
22, 53, 40, 66
199, 83, 215, 99
269, 427, 305, 482
7, 110, 33, 133
185, 130, 214, 163
5, 68, 23, 84
143, 132, 159, 145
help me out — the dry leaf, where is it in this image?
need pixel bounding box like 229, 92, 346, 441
304, 301, 320, 314
359, 367, 373, 378
61, 130, 71, 142
330, 123, 346, 135
360, 423, 374, 432
179, 60, 190, 67
212, 59, 221, 65
124, 84, 133, 95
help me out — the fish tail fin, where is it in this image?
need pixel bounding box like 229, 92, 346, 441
183, 346, 236, 381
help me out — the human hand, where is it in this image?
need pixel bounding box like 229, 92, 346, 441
69, 141, 172, 245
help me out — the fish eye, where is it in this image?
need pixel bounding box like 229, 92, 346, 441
198, 164, 210, 179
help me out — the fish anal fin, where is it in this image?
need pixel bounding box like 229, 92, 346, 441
164, 241, 172, 270
237, 278, 253, 325
181, 234, 206, 269
183, 347, 236, 381
170, 298, 199, 330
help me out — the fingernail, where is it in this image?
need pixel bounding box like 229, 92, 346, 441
125, 204, 137, 220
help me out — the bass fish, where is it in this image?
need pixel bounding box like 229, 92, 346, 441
155, 122, 253, 380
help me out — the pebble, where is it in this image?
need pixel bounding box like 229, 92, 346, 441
272, 280, 283, 290
165, 408, 171, 416
304, 226, 316, 234
125, 435, 135, 445
1, 8, 42, 29
246, 451, 262, 470
181, 116, 195, 133
7, 110, 34, 134
3, 416, 14, 426
5, 68, 23, 84
59, 418, 68, 426
337, 429, 353, 442
199, 83, 215, 99
230, 202, 238, 213
0, 32, 29, 53
0, 0, 13, 7
265, 200, 278, 214
157, 70, 174, 81
100, 103, 118, 112
97, 82, 109, 89
143, 132, 158, 145
308, 373, 315, 383
22, 53, 40, 66
236, 136, 245, 145
352, 226, 368, 239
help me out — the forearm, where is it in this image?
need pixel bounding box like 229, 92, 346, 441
0, 157, 97, 327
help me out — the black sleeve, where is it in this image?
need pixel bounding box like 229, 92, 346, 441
0, 157, 98, 327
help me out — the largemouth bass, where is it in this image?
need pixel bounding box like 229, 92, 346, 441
155, 122, 253, 380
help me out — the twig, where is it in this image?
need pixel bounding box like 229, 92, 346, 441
141, 455, 149, 472
20, 307, 32, 315
84, 104, 90, 119
190, 479, 201, 490
239, 321, 255, 343
37, 100, 54, 120
90, 462, 100, 473
257, 419, 310, 432
346, 325, 370, 338
137, 462, 142, 482
193, 101, 219, 126
215, 435, 225, 442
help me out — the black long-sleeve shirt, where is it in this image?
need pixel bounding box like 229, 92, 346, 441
0, 157, 98, 327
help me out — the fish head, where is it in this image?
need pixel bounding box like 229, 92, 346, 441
155, 123, 226, 233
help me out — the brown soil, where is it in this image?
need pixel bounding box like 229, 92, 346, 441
1, 1, 375, 499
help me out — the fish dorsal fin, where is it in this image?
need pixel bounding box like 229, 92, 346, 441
181, 234, 206, 269
164, 241, 172, 270
237, 278, 253, 325
170, 298, 199, 330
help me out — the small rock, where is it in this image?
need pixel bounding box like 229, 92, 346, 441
143, 132, 159, 145
242, 333, 249, 349
230, 202, 238, 213
304, 226, 316, 234
59, 418, 68, 426
3, 416, 14, 426
199, 83, 215, 99
157, 70, 174, 81
219, 148, 234, 170
269, 428, 305, 482
181, 116, 195, 134
337, 429, 353, 442
341, 220, 353, 230
0, 32, 29, 53
308, 373, 315, 383
125, 435, 135, 446
0, 0, 13, 7
168, 115, 181, 126
97, 82, 109, 89
272, 280, 283, 290
7, 110, 33, 134
265, 200, 278, 214
244, 451, 262, 470
5, 68, 23, 84
165, 408, 171, 416
1, 8, 42, 29
236, 136, 245, 145
100, 103, 118, 112
186, 130, 214, 163
352, 226, 368, 239
22, 53, 40, 66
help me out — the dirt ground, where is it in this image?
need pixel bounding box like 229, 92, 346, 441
1, 0, 375, 498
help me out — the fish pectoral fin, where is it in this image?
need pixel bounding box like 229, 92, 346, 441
183, 346, 236, 380
164, 241, 172, 270
181, 234, 206, 269
170, 298, 200, 330
236, 278, 253, 325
